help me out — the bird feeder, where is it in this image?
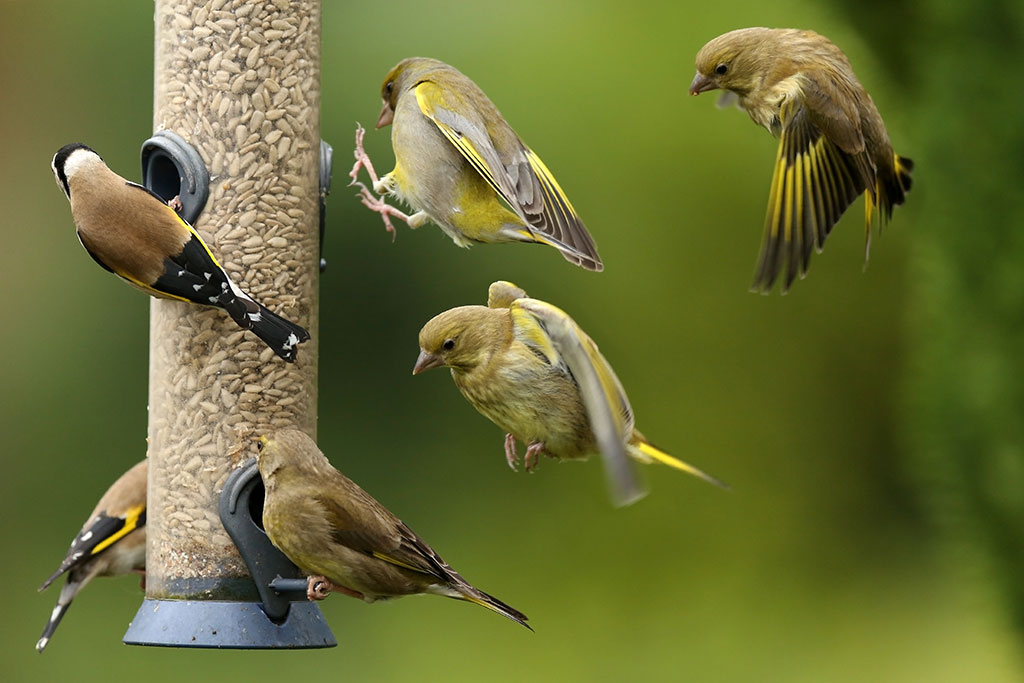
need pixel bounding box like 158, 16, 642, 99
122, 0, 332, 648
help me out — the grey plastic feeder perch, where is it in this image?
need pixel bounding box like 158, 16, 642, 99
319, 139, 333, 273
140, 130, 210, 225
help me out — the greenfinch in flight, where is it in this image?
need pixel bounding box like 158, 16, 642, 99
350, 57, 603, 271
414, 281, 726, 507
690, 28, 914, 292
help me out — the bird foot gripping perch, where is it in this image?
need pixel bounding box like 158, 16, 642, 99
349, 123, 426, 241
122, 457, 336, 649
306, 576, 365, 601
306, 576, 334, 601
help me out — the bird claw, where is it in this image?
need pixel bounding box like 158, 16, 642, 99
350, 123, 417, 242
504, 433, 519, 471
356, 184, 407, 241
524, 442, 546, 472
306, 575, 335, 601
167, 195, 183, 213
349, 123, 382, 188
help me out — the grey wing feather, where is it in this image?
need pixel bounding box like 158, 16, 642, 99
514, 299, 646, 506
425, 93, 602, 270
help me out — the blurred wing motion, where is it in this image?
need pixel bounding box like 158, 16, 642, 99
511, 298, 646, 506
414, 82, 602, 270
754, 97, 870, 293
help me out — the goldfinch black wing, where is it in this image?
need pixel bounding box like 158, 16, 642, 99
121, 184, 309, 362
37, 458, 146, 653
122, 183, 233, 303
40, 503, 146, 592
413, 81, 602, 271
511, 298, 646, 506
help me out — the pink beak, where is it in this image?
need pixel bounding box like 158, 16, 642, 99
689, 72, 716, 95
376, 101, 394, 129
412, 350, 444, 375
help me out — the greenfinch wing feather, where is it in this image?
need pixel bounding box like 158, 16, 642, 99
754, 99, 871, 292
511, 298, 646, 506
413, 82, 602, 270
800, 69, 866, 156
315, 493, 400, 556
316, 491, 452, 581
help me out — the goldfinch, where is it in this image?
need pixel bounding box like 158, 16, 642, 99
37, 459, 147, 652
350, 57, 602, 271
690, 28, 914, 292
257, 430, 530, 630
414, 281, 726, 506
52, 143, 310, 361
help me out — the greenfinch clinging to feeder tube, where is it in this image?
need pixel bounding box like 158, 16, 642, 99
349, 57, 603, 271
413, 281, 727, 507
52, 143, 310, 362
37, 459, 147, 653
689, 28, 914, 293
257, 430, 530, 630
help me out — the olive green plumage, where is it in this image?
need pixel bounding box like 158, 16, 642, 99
690, 27, 913, 292
371, 57, 602, 270
414, 281, 726, 507
257, 429, 529, 629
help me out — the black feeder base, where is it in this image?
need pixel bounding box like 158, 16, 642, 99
123, 599, 337, 649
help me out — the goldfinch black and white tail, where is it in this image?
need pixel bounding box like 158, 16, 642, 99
146, 229, 310, 362
37, 460, 147, 653
52, 143, 311, 363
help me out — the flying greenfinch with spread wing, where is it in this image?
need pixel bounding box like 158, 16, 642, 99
349, 57, 603, 271
413, 281, 726, 507
256, 429, 530, 630
689, 28, 914, 293
37, 459, 147, 652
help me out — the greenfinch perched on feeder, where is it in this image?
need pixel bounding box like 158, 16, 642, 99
350, 57, 603, 271
37, 459, 147, 653
256, 430, 530, 630
689, 28, 914, 292
413, 281, 726, 507
51, 143, 310, 362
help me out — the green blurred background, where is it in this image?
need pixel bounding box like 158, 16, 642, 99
3, 0, 1023, 680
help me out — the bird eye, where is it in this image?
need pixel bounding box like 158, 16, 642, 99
442, 338, 455, 351
715, 63, 728, 75
257, 439, 264, 452
385, 81, 394, 95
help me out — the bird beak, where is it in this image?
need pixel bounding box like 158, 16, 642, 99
376, 101, 394, 129
689, 72, 716, 95
412, 350, 444, 375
